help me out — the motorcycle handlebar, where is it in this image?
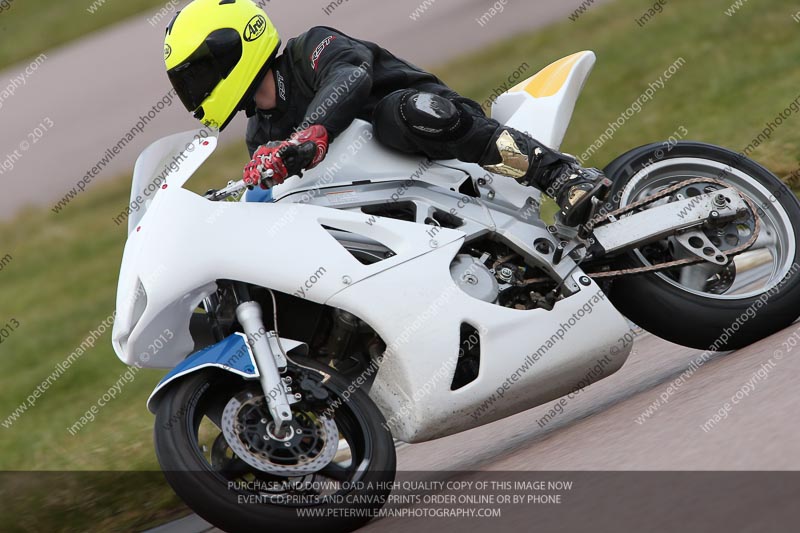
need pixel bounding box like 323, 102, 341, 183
205, 169, 275, 202
206, 180, 247, 202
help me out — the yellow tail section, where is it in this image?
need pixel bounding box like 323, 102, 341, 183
493, 51, 596, 150
510, 51, 590, 98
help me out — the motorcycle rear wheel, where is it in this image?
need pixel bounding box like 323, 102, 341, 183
602, 141, 800, 350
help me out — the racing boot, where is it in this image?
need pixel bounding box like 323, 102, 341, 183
479, 127, 611, 226
548, 164, 612, 227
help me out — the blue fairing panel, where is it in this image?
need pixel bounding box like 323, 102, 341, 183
146, 332, 258, 413
245, 187, 274, 203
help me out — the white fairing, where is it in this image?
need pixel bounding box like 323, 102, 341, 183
331, 251, 627, 442
114, 50, 633, 442
112, 172, 468, 368
127, 130, 215, 234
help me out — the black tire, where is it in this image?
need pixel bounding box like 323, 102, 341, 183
154, 363, 396, 533
601, 141, 800, 350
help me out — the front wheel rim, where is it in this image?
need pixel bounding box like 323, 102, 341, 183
184, 370, 376, 507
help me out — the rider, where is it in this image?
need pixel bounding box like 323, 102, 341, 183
163, 0, 609, 224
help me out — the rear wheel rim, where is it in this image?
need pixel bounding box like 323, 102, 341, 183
619, 157, 796, 300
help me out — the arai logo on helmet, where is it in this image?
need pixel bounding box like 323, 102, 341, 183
164, 44, 172, 61
243, 15, 267, 42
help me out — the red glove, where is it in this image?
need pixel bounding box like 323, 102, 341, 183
291, 125, 329, 169
243, 125, 329, 189
243, 141, 289, 188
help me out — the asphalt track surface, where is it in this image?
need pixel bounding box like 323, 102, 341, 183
0, 0, 611, 219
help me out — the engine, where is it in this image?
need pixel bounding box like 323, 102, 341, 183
449, 241, 559, 310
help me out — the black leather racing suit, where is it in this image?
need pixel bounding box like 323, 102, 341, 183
245, 26, 500, 164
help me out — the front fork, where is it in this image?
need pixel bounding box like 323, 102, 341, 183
232, 284, 296, 431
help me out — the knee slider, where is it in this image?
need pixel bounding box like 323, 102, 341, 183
399, 91, 463, 139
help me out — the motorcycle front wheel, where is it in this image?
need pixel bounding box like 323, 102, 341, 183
154, 361, 396, 533
601, 141, 800, 350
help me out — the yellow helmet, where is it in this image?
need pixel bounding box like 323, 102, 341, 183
164, 0, 281, 131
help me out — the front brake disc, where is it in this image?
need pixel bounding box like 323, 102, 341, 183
221, 390, 339, 476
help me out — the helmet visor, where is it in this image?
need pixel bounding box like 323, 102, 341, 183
167, 29, 243, 114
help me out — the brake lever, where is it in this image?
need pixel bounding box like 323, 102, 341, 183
207, 180, 248, 202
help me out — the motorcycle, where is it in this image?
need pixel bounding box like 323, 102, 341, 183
112, 50, 800, 532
